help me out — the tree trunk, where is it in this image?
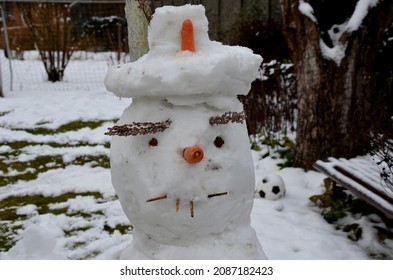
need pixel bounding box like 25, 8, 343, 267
125, 0, 151, 62
280, 0, 393, 169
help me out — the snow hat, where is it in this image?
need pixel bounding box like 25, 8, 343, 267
105, 5, 262, 99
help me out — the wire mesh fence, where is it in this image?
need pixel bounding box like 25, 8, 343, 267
0, 0, 281, 93
0, 50, 115, 92
0, 0, 127, 92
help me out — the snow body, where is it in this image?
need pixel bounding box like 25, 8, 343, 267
105, 5, 265, 259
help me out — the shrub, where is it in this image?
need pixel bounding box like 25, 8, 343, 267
21, 3, 78, 82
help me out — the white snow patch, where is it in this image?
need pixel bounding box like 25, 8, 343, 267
16, 205, 38, 217
6, 218, 68, 260
347, 0, 379, 32
298, 0, 317, 23
319, 39, 347, 66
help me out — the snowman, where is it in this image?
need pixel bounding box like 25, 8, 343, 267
105, 5, 266, 259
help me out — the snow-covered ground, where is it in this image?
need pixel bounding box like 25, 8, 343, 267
0, 52, 392, 259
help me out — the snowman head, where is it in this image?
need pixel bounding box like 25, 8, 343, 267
108, 104, 255, 243
107, 101, 253, 228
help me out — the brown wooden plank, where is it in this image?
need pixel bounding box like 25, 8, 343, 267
333, 165, 393, 205
314, 160, 393, 219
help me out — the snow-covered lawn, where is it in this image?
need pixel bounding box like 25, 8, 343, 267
0, 54, 392, 259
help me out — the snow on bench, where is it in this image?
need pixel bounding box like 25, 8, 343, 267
313, 157, 393, 219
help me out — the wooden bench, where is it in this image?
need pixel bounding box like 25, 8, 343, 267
313, 157, 393, 219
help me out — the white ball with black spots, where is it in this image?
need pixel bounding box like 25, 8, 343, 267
255, 174, 286, 200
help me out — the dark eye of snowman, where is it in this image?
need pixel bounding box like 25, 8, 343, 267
149, 138, 158, 146
214, 136, 225, 148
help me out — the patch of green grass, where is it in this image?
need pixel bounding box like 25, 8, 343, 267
310, 179, 393, 252
0, 111, 11, 117
2, 141, 34, 151
64, 227, 94, 237
0, 153, 109, 187
310, 179, 380, 224
276, 138, 295, 169
73, 155, 110, 169
0, 192, 103, 219
0, 192, 104, 252
12, 119, 117, 135
80, 250, 101, 260
3, 141, 107, 150
68, 210, 106, 219
250, 133, 295, 168
310, 178, 357, 223
68, 241, 87, 250
0, 119, 118, 256
4, 155, 65, 173
0, 120, 112, 187
103, 223, 133, 235
0, 223, 23, 252
0, 171, 40, 187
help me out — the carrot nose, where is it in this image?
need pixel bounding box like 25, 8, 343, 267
181, 19, 195, 52
183, 145, 204, 164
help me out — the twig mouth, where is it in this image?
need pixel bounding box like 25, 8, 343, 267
145, 191, 229, 217
207, 192, 228, 198
176, 198, 180, 213
145, 195, 168, 202
189, 201, 194, 217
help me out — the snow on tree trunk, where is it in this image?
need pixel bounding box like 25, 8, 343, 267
280, 0, 393, 169
125, 0, 151, 62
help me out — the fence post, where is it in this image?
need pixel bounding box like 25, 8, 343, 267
0, 2, 4, 97
0, 1, 13, 93
0, 54, 3, 97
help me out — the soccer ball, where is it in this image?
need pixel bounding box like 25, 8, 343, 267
255, 174, 286, 200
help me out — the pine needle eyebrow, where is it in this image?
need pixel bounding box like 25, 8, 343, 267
209, 111, 246, 126
105, 120, 171, 136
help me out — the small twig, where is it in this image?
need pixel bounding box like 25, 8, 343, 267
146, 195, 167, 203
176, 198, 180, 213
207, 192, 228, 198
190, 201, 194, 217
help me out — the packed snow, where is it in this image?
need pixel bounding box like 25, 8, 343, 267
346, 0, 379, 32
106, 6, 260, 99
1, 3, 392, 260
298, 0, 317, 23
